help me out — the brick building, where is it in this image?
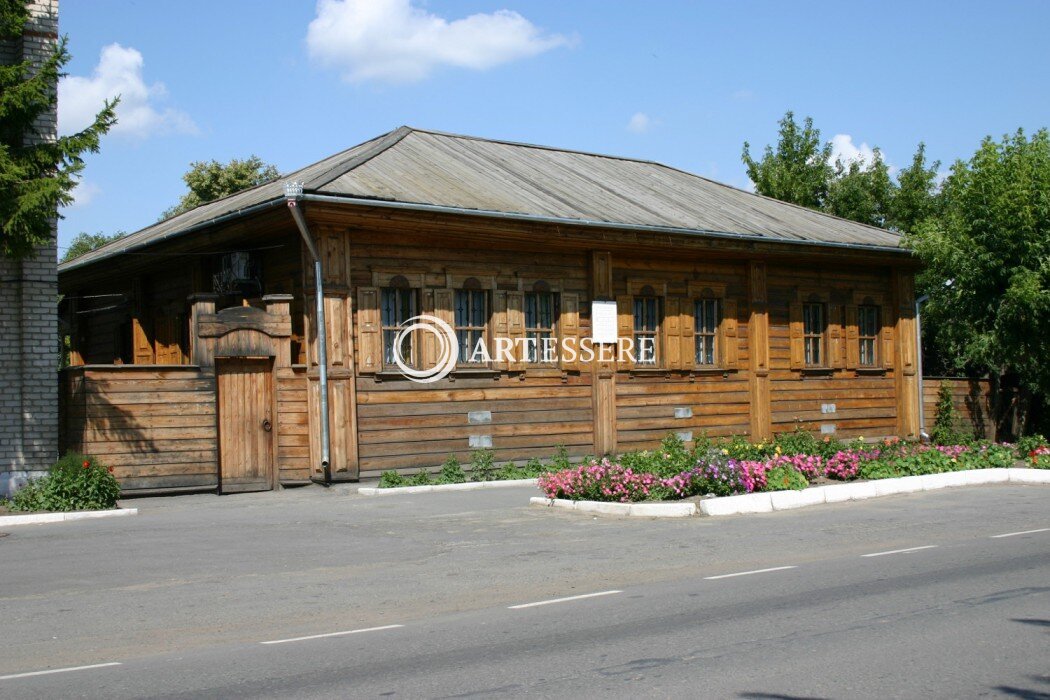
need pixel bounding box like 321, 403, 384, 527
0, 0, 60, 496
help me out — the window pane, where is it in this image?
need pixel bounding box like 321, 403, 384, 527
471, 291, 485, 327
524, 294, 537, 328
455, 290, 468, 327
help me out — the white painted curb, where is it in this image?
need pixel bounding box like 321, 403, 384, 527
0, 508, 137, 527
529, 497, 697, 518
530, 468, 1048, 519
359, 478, 537, 496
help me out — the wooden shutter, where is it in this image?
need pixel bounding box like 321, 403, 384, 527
789, 301, 804, 370
616, 295, 635, 371
881, 303, 895, 368
132, 317, 154, 365
559, 293, 580, 372
680, 298, 695, 370
356, 286, 382, 373
720, 298, 739, 369
422, 290, 437, 369
829, 304, 845, 369
507, 291, 525, 371
492, 291, 509, 370
845, 304, 860, 369
664, 297, 682, 370
433, 288, 455, 366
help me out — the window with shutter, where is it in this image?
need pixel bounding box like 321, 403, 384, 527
379, 286, 418, 367
858, 304, 879, 367
694, 298, 719, 366
802, 302, 826, 367
524, 291, 557, 363
454, 287, 488, 364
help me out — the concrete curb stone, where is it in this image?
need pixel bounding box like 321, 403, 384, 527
358, 478, 537, 496
0, 508, 137, 527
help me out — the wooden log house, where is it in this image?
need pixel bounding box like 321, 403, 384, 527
57, 127, 921, 493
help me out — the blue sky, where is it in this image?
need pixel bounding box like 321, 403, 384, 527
57, 0, 1050, 253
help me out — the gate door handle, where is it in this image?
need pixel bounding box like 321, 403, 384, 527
262, 418, 272, 432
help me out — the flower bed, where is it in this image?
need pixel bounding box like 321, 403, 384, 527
537, 432, 1048, 504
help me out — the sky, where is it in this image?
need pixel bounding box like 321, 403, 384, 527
56, 0, 1050, 254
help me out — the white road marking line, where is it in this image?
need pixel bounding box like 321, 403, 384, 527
990, 527, 1050, 539
861, 545, 938, 558
260, 624, 404, 645
704, 566, 798, 580
508, 590, 623, 609
0, 662, 122, 681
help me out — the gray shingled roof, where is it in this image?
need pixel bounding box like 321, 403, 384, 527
60, 126, 904, 273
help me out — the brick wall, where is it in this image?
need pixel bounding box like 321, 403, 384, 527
0, 0, 60, 496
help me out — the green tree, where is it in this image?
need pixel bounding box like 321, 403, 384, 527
824, 148, 894, 228
891, 143, 941, 233
0, 0, 117, 259
61, 230, 126, 263
907, 129, 1050, 434
742, 111, 832, 210
162, 156, 279, 219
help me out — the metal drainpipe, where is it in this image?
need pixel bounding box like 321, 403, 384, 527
915, 294, 930, 440
285, 182, 331, 483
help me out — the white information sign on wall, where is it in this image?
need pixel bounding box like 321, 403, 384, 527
591, 300, 619, 343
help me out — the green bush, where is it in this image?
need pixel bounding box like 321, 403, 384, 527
959, 443, 1016, 469
408, 467, 432, 486
470, 448, 496, 482
377, 470, 406, 488
550, 445, 572, 472
1016, 434, 1048, 459
9, 453, 121, 512
762, 465, 808, 491
437, 455, 467, 484
930, 381, 968, 445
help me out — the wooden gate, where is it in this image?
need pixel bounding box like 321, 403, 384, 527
217, 357, 275, 493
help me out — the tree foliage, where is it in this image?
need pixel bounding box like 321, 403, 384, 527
61, 230, 125, 262
0, 0, 116, 259
162, 156, 279, 219
824, 148, 894, 228
742, 111, 832, 210
742, 112, 941, 235
890, 142, 941, 234
907, 129, 1050, 420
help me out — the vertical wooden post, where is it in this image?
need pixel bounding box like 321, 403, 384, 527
67, 295, 84, 366
131, 277, 155, 365
893, 269, 920, 439
264, 294, 294, 368
187, 294, 217, 368
590, 250, 617, 455
305, 227, 359, 480
748, 261, 772, 441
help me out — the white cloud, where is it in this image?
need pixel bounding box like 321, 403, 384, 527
58, 43, 197, 138
63, 180, 101, 209
731, 89, 755, 101
306, 0, 573, 84
627, 112, 655, 133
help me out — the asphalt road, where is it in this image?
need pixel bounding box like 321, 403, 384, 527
0, 483, 1047, 698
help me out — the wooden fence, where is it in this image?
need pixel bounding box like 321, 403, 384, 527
60, 365, 219, 492
921, 376, 995, 440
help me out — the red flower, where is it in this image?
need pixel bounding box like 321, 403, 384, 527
82, 461, 90, 469
107, 466, 114, 473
